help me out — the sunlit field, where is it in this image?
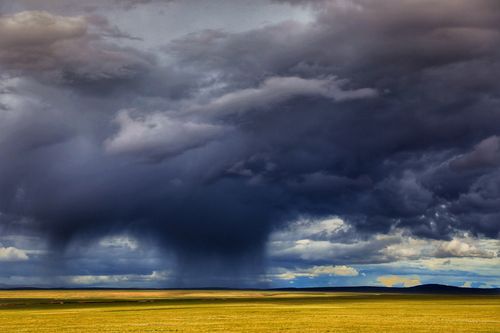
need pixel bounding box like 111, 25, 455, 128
0, 290, 498, 332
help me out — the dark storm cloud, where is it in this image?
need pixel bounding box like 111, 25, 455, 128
1, 0, 500, 286
0, 0, 168, 12
165, 0, 500, 239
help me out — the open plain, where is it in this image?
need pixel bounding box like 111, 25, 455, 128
0, 290, 498, 333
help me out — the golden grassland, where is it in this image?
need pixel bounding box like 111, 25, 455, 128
0, 290, 498, 332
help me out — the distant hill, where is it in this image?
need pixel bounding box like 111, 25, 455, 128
1, 284, 498, 295
272, 284, 500, 295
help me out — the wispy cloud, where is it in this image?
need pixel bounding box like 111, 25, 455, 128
377, 275, 421, 288
275, 265, 359, 280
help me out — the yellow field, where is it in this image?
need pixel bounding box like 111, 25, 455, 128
0, 290, 498, 332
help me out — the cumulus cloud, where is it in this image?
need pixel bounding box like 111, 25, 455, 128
0, 11, 152, 80
0, 246, 29, 261
269, 217, 499, 267
436, 239, 496, 258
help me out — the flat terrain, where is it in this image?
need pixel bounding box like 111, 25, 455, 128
0, 290, 498, 332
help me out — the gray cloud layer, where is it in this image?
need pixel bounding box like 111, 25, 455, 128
0, 0, 499, 286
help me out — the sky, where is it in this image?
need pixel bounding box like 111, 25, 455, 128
0, 0, 499, 289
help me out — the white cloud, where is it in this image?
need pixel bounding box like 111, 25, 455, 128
365, 257, 500, 281
105, 109, 229, 160
269, 217, 403, 262
269, 216, 499, 264
436, 238, 496, 258
276, 265, 359, 280
191, 76, 377, 117
377, 275, 421, 287
0, 247, 29, 262
419, 257, 500, 275
309, 265, 359, 276
381, 237, 429, 260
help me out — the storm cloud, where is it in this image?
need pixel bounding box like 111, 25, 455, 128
0, 0, 499, 287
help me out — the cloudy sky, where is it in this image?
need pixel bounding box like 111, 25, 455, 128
0, 0, 499, 289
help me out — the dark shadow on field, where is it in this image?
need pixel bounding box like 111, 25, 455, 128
1, 291, 498, 311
